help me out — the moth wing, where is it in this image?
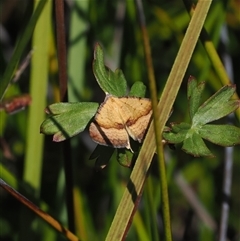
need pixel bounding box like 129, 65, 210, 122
118, 98, 152, 142
89, 121, 131, 149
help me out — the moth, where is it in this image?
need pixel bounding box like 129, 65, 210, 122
89, 95, 152, 151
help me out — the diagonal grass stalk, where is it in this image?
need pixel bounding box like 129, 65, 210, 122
105, 0, 212, 240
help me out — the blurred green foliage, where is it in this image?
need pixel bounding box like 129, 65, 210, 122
0, 0, 239, 241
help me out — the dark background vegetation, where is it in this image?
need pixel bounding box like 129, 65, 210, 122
0, 0, 239, 241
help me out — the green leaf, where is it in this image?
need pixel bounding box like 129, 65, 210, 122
187, 76, 205, 119
40, 102, 98, 141
117, 148, 136, 168
163, 122, 191, 143
182, 132, 214, 157
129, 81, 146, 98
163, 83, 240, 157
192, 85, 239, 125
198, 124, 240, 146
45, 102, 91, 115
93, 43, 127, 96
171, 122, 191, 132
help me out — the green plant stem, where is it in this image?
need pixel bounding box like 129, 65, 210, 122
135, 0, 172, 240
105, 0, 212, 240
24, 0, 51, 195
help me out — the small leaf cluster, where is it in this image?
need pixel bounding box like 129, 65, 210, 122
41, 43, 146, 167
41, 44, 240, 163
163, 76, 240, 157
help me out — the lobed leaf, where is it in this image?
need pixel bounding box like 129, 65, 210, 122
171, 122, 191, 132
182, 132, 214, 157
45, 102, 97, 114
129, 81, 146, 98
40, 102, 98, 141
198, 124, 240, 146
93, 43, 127, 96
161, 82, 240, 157
192, 85, 239, 125
187, 76, 205, 120
163, 122, 191, 143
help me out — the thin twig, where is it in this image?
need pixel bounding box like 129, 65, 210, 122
135, 0, 172, 240
174, 172, 217, 231
219, 24, 234, 241
54, 0, 75, 233
55, 0, 68, 101
12, 50, 33, 83
0, 179, 81, 241
219, 146, 233, 241
1, 50, 33, 104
